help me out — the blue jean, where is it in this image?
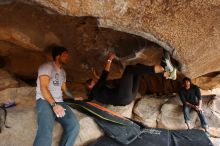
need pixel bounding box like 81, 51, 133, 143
33, 99, 80, 146
183, 105, 208, 128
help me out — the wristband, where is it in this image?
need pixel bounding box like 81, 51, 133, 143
50, 102, 57, 108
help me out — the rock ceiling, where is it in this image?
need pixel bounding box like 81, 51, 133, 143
0, 0, 219, 89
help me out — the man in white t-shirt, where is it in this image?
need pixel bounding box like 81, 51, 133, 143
34, 46, 79, 146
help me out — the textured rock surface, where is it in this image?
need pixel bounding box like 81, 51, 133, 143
0, 1, 220, 145
0, 86, 103, 146
0, 69, 18, 91
0, 87, 220, 145
0, 1, 219, 80
194, 76, 220, 90
106, 101, 135, 118
0, 107, 39, 146
0, 1, 219, 91
133, 95, 168, 127
32, 0, 220, 78
198, 96, 220, 128
201, 88, 220, 96
0, 87, 35, 107
0, 2, 154, 82
75, 113, 103, 146
0, 107, 103, 146
209, 127, 220, 138
211, 138, 220, 146
157, 102, 197, 129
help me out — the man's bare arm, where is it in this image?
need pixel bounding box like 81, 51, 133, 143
61, 83, 83, 100
39, 75, 56, 104
61, 82, 74, 98
198, 100, 202, 108
40, 75, 65, 117
196, 100, 203, 112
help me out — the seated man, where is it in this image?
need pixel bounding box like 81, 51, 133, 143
179, 77, 208, 131
34, 46, 79, 146
85, 51, 177, 106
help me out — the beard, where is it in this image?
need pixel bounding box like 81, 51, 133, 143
59, 58, 66, 65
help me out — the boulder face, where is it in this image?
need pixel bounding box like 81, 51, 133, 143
193, 76, 220, 90
157, 101, 198, 130
31, 0, 220, 78
0, 69, 18, 91
0, 86, 36, 107
106, 101, 135, 118
0, 1, 219, 92
0, 0, 220, 85
0, 1, 162, 82
0, 107, 103, 146
133, 95, 168, 127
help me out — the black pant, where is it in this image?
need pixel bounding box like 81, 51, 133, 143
112, 64, 156, 106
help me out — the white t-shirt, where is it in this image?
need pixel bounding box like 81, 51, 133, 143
36, 61, 66, 102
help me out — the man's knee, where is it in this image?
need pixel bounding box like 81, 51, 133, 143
72, 121, 80, 134
65, 119, 80, 134
38, 123, 54, 135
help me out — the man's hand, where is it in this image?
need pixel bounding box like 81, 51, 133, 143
195, 106, 203, 113
185, 102, 197, 110
53, 104, 66, 118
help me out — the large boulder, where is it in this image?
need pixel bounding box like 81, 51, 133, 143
157, 98, 198, 130
106, 101, 135, 118
0, 86, 103, 146
200, 88, 220, 96
210, 138, 220, 146
201, 96, 220, 128
193, 95, 220, 138
0, 69, 18, 91
133, 95, 168, 127
0, 107, 103, 146
156, 95, 220, 137
209, 127, 220, 138
75, 112, 103, 146
0, 87, 36, 107
0, 107, 38, 146
194, 76, 220, 90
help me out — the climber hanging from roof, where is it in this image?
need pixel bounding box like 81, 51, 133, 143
84, 49, 177, 106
